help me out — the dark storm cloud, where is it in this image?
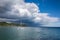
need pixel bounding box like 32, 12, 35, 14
0, 0, 59, 27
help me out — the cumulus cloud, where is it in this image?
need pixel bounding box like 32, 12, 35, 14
0, 0, 60, 27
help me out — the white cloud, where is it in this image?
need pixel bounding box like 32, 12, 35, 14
0, 0, 60, 27
0, 18, 18, 22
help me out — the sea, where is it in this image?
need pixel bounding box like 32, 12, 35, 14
0, 26, 60, 40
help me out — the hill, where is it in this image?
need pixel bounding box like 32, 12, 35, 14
0, 22, 27, 27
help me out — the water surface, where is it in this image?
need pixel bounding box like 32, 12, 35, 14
0, 27, 60, 40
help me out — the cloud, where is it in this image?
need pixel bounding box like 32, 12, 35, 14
0, 18, 18, 22
0, 0, 60, 27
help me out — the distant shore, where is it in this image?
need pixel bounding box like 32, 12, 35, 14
0, 22, 27, 27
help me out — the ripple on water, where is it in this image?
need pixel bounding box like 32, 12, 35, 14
0, 27, 60, 40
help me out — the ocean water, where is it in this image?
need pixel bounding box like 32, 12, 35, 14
0, 27, 60, 40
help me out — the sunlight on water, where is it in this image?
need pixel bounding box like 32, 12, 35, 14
17, 27, 25, 30
0, 27, 60, 40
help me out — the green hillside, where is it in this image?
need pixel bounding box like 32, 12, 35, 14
0, 22, 27, 27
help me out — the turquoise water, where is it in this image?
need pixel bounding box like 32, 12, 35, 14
0, 27, 60, 40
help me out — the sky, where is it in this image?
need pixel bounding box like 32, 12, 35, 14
25, 0, 60, 18
0, 0, 60, 27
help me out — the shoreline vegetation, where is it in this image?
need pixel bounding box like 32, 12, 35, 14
0, 22, 27, 27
